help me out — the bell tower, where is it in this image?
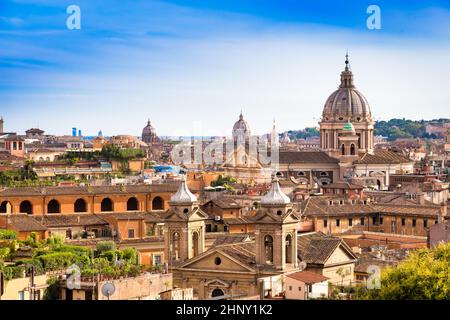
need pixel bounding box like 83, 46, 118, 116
253, 178, 300, 272
0, 116, 4, 134
163, 178, 208, 264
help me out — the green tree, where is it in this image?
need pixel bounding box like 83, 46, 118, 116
364, 243, 450, 300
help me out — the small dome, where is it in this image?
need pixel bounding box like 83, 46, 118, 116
170, 178, 197, 203
342, 121, 355, 133
261, 178, 290, 205
232, 112, 251, 141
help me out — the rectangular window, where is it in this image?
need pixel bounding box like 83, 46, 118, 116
348, 218, 353, 227
412, 219, 416, 227
401, 218, 406, 226
360, 218, 365, 226
289, 286, 292, 291
18, 291, 25, 300
128, 229, 135, 239
308, 285, 312, 293
424, 219, 428, 228
324, 219, 328, 227
298, 287, 301, 291
379, 217, 383, 225
153, 255, 162, 266
336, 219, 340, 227
372, 217, 377, 225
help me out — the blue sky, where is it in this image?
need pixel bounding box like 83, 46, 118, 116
1, 0, 450, 136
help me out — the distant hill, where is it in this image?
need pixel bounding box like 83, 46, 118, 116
285, 119, 449, 141
374, 118, 449, 141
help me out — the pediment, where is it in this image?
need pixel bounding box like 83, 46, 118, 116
204, 279, 230, 287
164, 210, 186, 221
254, 212, 278, 222
188, 208, 209, 221
178, 249, 255, 273
282, 210, 300, 223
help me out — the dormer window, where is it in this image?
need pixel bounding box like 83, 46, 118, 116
276, 210, 283, 216
339, 200, 344, 205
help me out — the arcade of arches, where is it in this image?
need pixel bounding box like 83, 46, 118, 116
0, 191, 171, 215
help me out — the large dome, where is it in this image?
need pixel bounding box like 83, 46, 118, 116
232, 112, 251, 141
322, 58, 372, 122
142, 119, 158, 144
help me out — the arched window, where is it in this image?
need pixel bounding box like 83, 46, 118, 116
152, 196, 164, 210
20, 201, 33, 215
341, 144, 345, 155
264, 235, 274, 264
350, 144, 355, 155
74, 198, 87, 213
285, 234, 293, 264
127, 197, 139, 211
211, 288, 224, 298
0, 201, 12, 214
47, 199, 60, 213
192, 231, 199, 257
171, 232, 180, 261
101, 198, 113, 212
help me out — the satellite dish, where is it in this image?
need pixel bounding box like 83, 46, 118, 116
101, 282, 116, 300
298, 261, 307, 271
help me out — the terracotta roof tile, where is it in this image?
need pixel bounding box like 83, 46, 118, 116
286, 270, 329, 284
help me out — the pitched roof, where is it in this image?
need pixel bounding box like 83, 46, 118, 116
297, 232, 357, 265
286, 270, 329, 284
0, 184, 178, 197
6, 214, 47, 232
204, 198, 243, 209
302, 196, 376, 217
323, 182, 365, 190
279, 151, 339, 164
34, 214, 108, 227
211, 234, 252, 246
374, 203, 441, 217
355, 150, 413, 164
218, 243, 256, 269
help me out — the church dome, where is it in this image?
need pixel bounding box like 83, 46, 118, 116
261, 178, 290, 205
142, 119, 158, 143
232, 112, 251, 141
322, 56, 372, 122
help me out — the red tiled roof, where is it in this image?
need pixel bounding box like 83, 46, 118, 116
286, 270, 328, 284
